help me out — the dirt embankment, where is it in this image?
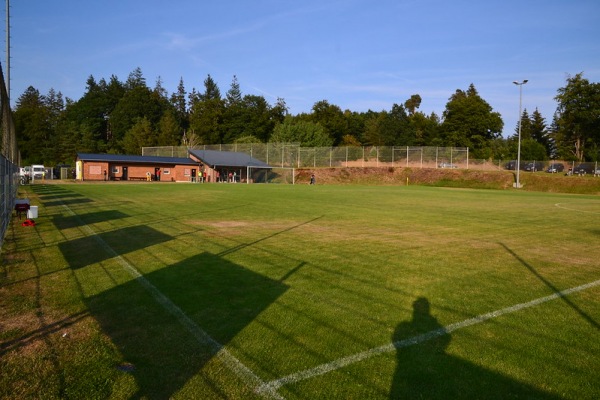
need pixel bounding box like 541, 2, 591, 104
297, 167, 600, 194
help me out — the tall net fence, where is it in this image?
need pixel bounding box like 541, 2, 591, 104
143, 144, 471, 169
1, 63, 21, 250
144, 144, 592, 175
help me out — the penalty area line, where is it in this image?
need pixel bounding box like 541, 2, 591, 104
257, 277, 600, 394
555, 203, 600, 214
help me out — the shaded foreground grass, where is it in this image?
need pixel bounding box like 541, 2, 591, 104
1, 182, 599, 399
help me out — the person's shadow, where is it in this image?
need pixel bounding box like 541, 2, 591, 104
390, 297, 561, 399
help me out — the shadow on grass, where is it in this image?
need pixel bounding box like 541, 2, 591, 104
83, 252, 288, 399
42, 198, 95, 207
52, 210, 130, 230
391, 297, 562, 399
28, 184, 92, 204
58, 225, 172, 269
499, 242, 599, 330
38, 192, 85, 200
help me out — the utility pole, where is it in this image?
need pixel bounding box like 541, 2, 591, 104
5, 0, 10, 101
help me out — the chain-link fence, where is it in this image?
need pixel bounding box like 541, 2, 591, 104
144, 144, 600, 175
143, 144, 471, 168
1, 63, 21, 251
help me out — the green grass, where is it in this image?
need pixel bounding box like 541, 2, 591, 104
1, 182, 599, 399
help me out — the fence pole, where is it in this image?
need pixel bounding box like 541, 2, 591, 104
362, 146, 365, 168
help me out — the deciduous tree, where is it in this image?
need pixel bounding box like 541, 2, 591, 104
554, 73, 600, 161
440, 84, 503, 158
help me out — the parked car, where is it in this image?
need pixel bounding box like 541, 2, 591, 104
438, 162, 458, 169
572, 164, 595, 175
505, 160, 517, 170
546, 163, 564, 173
31, 164, 46, 179
523, 162, 545, 172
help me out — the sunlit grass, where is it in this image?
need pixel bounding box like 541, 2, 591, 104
1, 182, 599, 399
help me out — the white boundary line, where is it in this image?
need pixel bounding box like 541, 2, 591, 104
61, 205, 285, 400
61, 203, 600, 398
555, 202, 600, 214
257, 278, 600, 394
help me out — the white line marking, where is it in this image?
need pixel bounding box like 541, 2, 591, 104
555, 203, 600, 214
61, 205, 284, 400
257, 278, 600, 394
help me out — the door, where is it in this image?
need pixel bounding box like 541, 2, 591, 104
122, 166, 128, 180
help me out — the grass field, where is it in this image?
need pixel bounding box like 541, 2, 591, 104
1, 182, 599, 399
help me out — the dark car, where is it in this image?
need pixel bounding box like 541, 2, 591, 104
523, 161, 545, 172
546, 163, 564, 173
572, 164, 595, 175
505, 160, 517, 170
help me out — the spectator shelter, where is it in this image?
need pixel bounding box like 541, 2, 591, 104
76, 153, 201, 182
188, 149, 272, 183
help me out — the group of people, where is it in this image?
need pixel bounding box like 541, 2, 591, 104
196, 170, 238, 183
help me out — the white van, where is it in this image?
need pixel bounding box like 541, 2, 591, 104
31, 165, 46, 179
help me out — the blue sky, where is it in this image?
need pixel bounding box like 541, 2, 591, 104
7, 0, 600, 137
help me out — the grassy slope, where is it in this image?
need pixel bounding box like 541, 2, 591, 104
297, 167, 600, 194
1, 182, 599, 399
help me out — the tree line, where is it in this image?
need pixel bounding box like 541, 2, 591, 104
12, 68, 600, 166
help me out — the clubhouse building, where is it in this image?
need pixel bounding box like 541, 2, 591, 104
76, 150, 272, 183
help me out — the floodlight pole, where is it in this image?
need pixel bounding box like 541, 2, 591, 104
6, 0, 10, 101
513, 79, 528, 188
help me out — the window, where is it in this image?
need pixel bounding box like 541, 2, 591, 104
112, 166, 120, 174
163, 168, 170, 175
